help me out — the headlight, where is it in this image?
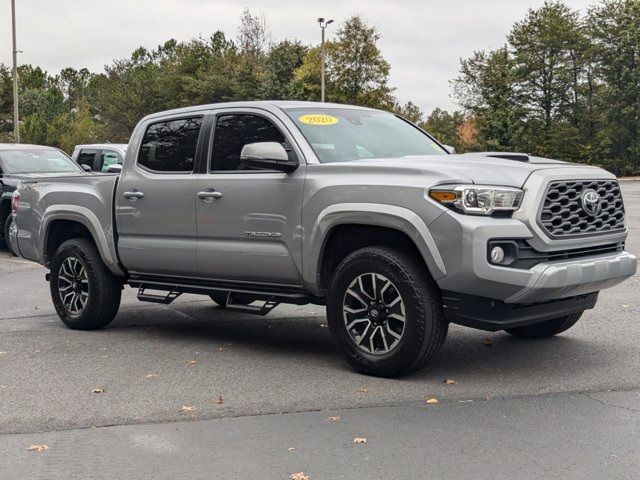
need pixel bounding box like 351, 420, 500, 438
429, 184, 524, 216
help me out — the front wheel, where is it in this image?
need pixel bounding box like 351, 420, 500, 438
50, 238, 122, 330
505, 312, 583, 339
327, 246, 448, 378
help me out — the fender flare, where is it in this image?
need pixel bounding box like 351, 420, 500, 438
303, 203, 446, 294
40, 205, 119, 272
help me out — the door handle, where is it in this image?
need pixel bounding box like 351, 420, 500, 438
197, 190, 223, 201
123, 191, 144, 200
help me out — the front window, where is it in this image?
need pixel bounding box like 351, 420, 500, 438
0, 149, 81, 174
210, 114, 286, 172
285, 107, 447, 163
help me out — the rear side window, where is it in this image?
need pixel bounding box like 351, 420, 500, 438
138, 117, 202, 172
211, 114, 285, 172
77, 149, 96, 170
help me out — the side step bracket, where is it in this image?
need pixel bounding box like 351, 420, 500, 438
137, 286, 182, 304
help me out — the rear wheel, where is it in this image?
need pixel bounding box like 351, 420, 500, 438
209, 292, 255, 308
505, 312, 583, 339
327, 246, 448, 378
3, 212, 14, 255
50, 238, 122, 330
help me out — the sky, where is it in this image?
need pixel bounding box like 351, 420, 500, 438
1, 0, 594, 113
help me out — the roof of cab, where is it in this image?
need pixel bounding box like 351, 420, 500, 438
0, 143, 61, 151
141, 100, 379, 122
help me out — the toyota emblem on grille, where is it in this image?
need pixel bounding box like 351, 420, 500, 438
581, 189, 602, 216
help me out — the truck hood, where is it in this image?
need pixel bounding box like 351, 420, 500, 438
339, 154, 591, 187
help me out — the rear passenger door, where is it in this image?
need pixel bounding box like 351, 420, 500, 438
195, 109, 305, 285
115, 115, 204, 277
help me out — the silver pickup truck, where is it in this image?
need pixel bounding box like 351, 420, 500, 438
9, 101, 637, 377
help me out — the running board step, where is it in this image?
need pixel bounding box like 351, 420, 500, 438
225, 294, 280, 316
137, 286, 182, 304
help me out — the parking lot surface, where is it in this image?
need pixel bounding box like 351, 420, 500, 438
0, 181, 638, 479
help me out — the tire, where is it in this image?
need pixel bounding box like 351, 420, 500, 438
50, 238, 122, 330
505, 311, 583, 339
3, 213, 14, 255
209, 292, 255, 307
327, 246, 448, 378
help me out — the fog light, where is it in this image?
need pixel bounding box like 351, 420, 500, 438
490, 246, 505, 264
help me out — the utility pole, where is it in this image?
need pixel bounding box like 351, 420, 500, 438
11, 0, 20, 142
317, 17, 333, 103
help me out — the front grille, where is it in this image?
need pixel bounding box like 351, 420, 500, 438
539, 180, 625, 237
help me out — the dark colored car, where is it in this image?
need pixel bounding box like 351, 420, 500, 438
0, 144, 83, 254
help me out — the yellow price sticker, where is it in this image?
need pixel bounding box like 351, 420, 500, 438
298, 114, 339, 126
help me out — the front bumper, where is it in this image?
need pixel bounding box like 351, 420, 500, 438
442, 291, 598, 331
429, 211, 637, 304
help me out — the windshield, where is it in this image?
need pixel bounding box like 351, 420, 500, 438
285, 107, 447, 163
0, 149, 81, 174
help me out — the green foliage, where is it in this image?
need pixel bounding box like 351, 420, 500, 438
0, 4, 638, 175
453, 0, 640, 175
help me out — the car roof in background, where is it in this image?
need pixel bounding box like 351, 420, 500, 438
74, 144, 128, 150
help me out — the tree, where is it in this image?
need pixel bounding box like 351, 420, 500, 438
261, 40, 308, 99
588, 0, 640, 173
507, 1, 588, 158
394, 101, 424, 124
295, 15, 394, 108
421, 108, 466, 151
453, 47, 523, 151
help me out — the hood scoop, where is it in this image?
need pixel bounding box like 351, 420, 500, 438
466, 152, 530, 162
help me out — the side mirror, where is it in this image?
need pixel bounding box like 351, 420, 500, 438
443, 145, 456, 154
240, 142, 298, 173
107, 164, 123, 174
80, 164, 92, 172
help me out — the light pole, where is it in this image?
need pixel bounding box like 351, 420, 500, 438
11, 0, 20, 142
317, 17, 333, 103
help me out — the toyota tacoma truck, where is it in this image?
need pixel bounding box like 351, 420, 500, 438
9, 101, 637, 377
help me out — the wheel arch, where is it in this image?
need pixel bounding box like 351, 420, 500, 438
304, 203, 446, 295
40, 206, 124, 276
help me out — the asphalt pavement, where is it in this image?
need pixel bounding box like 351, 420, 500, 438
1, 181, 639, 479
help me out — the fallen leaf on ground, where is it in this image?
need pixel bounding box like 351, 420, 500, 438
353, 437, 367, 444
26, 445, 48, 452
443, 379, 457, 385
327, 416, 340, 422
186, 360, 198, 365
145, 374, 157, 379
426, 398, 439, 404
290, 472, 309, 480
214, 396, 223, 405
482, 337, 493, 346
180, 405, 195, 412
91, 388, 106, 394
357, 387, 372, 394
